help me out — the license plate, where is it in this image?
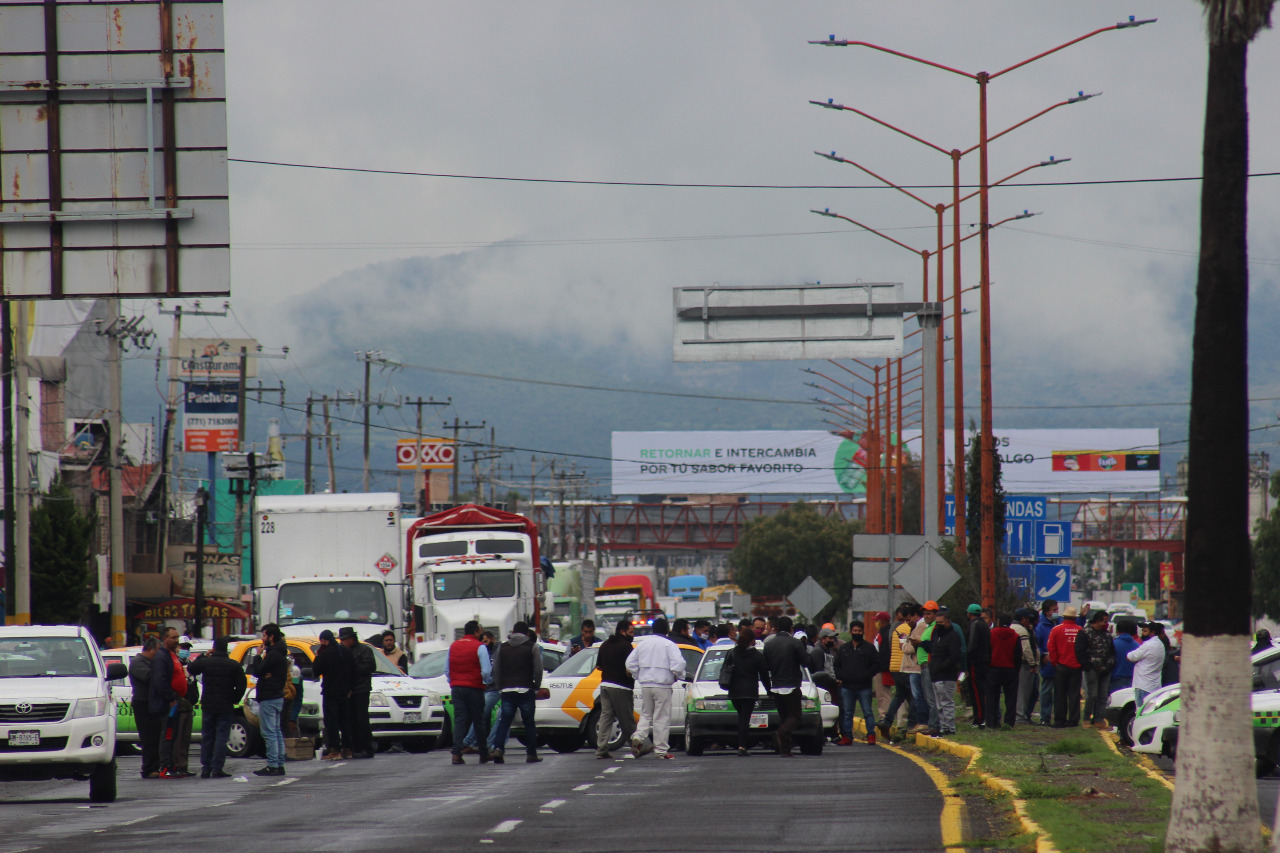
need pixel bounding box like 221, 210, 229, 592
8, 730, 39, 746
403, 712, 421, 724
750, 714, 768, 728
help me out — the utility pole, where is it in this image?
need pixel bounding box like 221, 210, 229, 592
191, 487, 208, 638
323, 396, 337, 492
155, 301, 228, 574
354, 351, 402, 492
11, 302, 31, 625
404, 396, 449, 513
304, 396, 313, 494
445, 417, 485, 501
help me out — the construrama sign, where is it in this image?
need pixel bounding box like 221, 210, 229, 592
611, 431, 866, 495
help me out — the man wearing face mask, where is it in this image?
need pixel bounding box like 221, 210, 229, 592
834, 620, 882, 744
808, 627, 844, 742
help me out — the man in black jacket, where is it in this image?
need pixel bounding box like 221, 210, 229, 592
150, 626, 193, 778
965, 604, 992, 729
594, 620, 636, 759
834, 620, 882, 744
340, 627, 376, 758
129, 638, 161, 778
188, 636, 248, 778
312, 629, 354, 759
929, 610, 964, 736
250, 624, 290, 776
489, 622, 544, 764
762, 615, 809, 757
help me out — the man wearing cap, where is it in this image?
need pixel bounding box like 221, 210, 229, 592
808, 626, 845, 742
1047, 606, 1083, 728
1074, 610, 1114, 730
1127, 621, 1167, 709
187, 636, 247, 778
927, 609, 963, 736
340, 626, 376, 758
1012, 609, 1040, 724
311, 629, 354, 759
965, 604, 992, 728
908, 602, 940, 734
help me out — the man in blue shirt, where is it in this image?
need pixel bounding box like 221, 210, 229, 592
1110, 618, 1140, 692
1034, 600, 1060, 725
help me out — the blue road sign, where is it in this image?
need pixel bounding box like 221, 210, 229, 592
1006, 563, 1071, 603
945, 494, 1046, 537
1003, 519, 1072, 560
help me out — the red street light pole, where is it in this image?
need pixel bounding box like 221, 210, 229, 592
811, 17, 1153, 606
812, 101, 1082, 557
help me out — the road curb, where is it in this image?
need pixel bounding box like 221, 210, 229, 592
907, 731, 1060, 853
1097, 729, 1175, 791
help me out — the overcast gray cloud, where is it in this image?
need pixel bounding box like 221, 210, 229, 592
219, 2, 1278, 400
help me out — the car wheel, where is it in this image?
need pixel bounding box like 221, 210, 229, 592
89, 759, 117, 803
226, 716, 261, 759
545, 730, 583, 753
1118, 705, 1136, 748
583, 708, 626, 753
684, 723, 704, 756
799, 736, 825, 756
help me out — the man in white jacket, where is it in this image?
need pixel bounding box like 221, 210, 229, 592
625, 617, 688, 759
1127, 622, 1168, 708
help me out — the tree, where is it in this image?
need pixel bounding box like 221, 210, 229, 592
964, 428, 1006, 568
729, 502, 861, 622
1252, 473, 1280, 620
1167, 3, 1274, 851
29, 480, 95, 625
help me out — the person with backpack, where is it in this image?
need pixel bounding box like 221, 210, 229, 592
188, 636, 247, 778
720, 625, 771, 756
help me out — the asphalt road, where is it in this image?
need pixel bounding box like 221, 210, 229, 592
1150, 755, 1280, 828
0, 741, 947, 853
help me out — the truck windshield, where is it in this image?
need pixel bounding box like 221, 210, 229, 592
278, 581, 386, 626
418, 541, 467, 558
475, 538, 524, 554
433, 570, 516, 600
0, 637, 96, 678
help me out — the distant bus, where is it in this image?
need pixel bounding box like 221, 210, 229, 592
668, 574, 708, 602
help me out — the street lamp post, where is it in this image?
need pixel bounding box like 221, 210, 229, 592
810, 17, 1153, 604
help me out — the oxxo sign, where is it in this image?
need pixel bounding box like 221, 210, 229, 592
396, 438, 456, 471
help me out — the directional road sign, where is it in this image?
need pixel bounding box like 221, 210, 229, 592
945, 494, 1047, 537
1005, 563, 1071, 603
1004, 520, 1073, 560
893, 543, 960, 605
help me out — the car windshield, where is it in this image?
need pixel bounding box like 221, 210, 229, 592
408, 649, 448, 679
1254, 649, 1280, 690
550, 647, 600, 677
696, 646, 807, 685
277, 581, 386, 626
433, 570, 516, 601
0, 637, 96, 678
371, 648, 404, 676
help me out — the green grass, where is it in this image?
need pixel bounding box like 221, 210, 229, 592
915, 724, 1173, 853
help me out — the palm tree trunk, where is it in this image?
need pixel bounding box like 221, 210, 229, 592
1165, 30, 1261, 853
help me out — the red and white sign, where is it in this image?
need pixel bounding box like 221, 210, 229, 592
375, 553, 399, 576
185, 428, 238, 453
396, 438, 456, 471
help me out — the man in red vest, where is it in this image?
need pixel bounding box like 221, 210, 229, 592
446, 620, 493, 765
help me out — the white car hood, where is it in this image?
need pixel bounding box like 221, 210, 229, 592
0, 677, 105, 702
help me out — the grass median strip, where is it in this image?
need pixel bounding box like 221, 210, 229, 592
907, 724, 1171, 853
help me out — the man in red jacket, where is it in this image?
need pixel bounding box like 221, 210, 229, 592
1047, 606, 1083, 729
985, 615, 1020, 729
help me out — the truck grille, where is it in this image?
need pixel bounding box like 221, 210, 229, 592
0, 703, 69, 723
392, 696, 421, 709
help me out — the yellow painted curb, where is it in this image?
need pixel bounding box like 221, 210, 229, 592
1098, 729, 1175, 792
908, 732, 1059, 853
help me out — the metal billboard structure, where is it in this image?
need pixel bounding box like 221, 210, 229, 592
0, 0, 229, 298
673, 282, 906, 362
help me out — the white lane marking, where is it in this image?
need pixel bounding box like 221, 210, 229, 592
272, 777, 298, 787
540, 800, 566, 810
409, 795, 468, 802
119, 816, 157, 826
488, 820, 522, 834
205, 800, 237, 808
480, 840, 495, 845
572, 783, 592, 791
603, 766, 620, 774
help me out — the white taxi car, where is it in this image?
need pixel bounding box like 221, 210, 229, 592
534, 642, 705, 753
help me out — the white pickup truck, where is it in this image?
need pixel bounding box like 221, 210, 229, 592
0, 625, 127, 802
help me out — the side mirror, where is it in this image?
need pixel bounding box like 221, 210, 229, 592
105, 662, 128, 681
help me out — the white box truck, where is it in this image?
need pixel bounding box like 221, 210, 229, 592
253, 492, 406, 643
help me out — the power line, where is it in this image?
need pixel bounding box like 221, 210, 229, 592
228, 157, 1280, 191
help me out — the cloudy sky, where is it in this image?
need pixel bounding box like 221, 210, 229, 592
117, 2, 1280, 482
